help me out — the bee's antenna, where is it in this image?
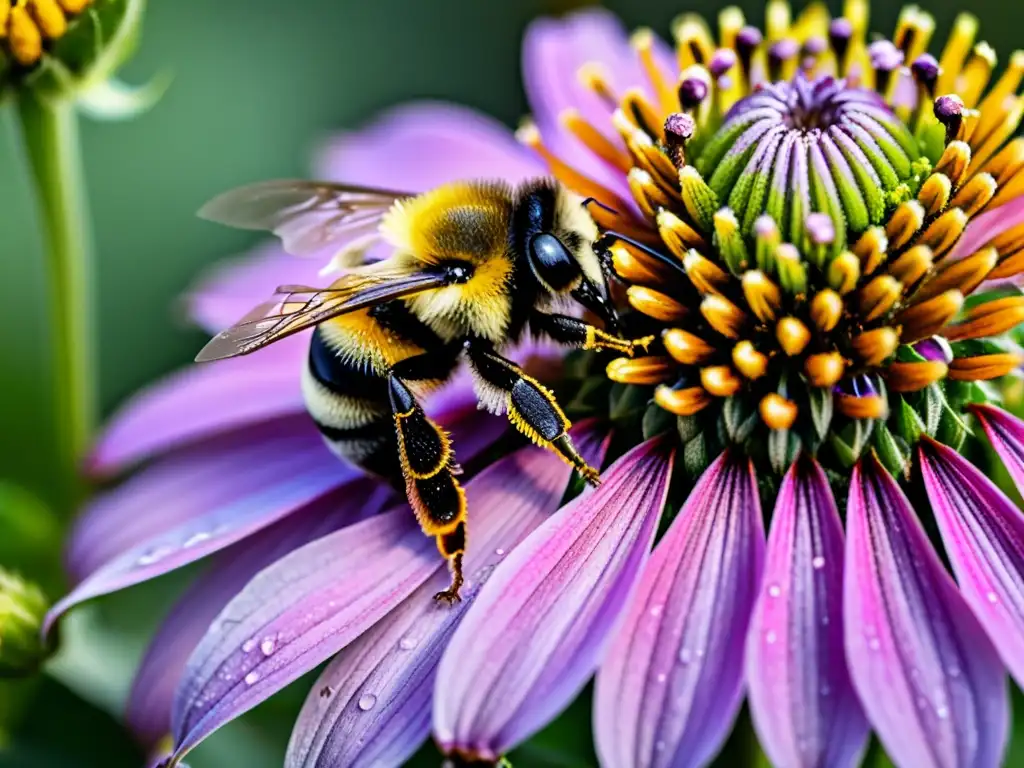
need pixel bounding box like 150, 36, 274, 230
597, 231, 687, 279
581, 197, 620, 216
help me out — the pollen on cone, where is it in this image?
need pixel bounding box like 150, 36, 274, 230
701, 294, 746, 338
945, 296, 1024, 341
828, 252, 861, 294
885, 200, 925, 250
917, 173, 952, 216
627, 286, 688, 322
805, 352, 846, 387
810, 290, 843, 332
852, 327, 899, 366
760, 393, 798, 430
663, 328, 715, 364
655, 384, 711, 415
915, 247, 996, 302
859, 275, 902, 321
684, 250, 730, 294
776, 317, 811, 356
732, 340, 769, 380
949, 353, 1024, 380
888, 245, 933, 287
742, 271, 782, 322
887, 360, 949, 391
701, 365, 742, 397
657, 209, 707, 257
935, 140, 972, 186
606, 356, 674, 385
896, 290, 964, 343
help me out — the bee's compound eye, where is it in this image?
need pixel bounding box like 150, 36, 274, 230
443, 263, 473, 284
528, 233, 580, 292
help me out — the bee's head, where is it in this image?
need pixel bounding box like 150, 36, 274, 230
515, 180, 619, 330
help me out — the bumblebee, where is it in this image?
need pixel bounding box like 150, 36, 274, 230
196, 177, 650, 601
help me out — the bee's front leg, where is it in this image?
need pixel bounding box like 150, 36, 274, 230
529, 310, 654, 358
464, 340, 602, 486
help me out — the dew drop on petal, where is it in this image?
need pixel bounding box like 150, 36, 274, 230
260, 638, 276, 656
241, 638, 257, 653
656, 672, 667, 683
868, 638, 880, 650
649, 604, 663, 618
765, 630, 777, 644
399, 636, 418, 651
768, 583, 781, 598
494, 548, 505, 557
655, 740, 666, 752
987, 590, 999, 603
244, 671, 260, 685
937, 705, 949, 719
678, 647, 692, 665
183, 531, 212, 549
820, 683, 831, 697
812, 556, 826, 569
357, 693, 377, 712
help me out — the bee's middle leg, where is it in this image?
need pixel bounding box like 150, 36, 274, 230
387, 351, 467, 602
529, 310, 654, 357
464, 341, 601, 486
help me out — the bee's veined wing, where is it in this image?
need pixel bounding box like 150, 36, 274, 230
198, 180, 414, 257
195, 268, 448, 362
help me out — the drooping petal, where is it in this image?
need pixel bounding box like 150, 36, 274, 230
316, 102, 544, 192
920, 428, 1024, 688
48, 438, 353, 637
433, 437, 672, 761
746, 456, 868, 768
126, 478, 394, 747
948, 194, 1024, 266
594, 453, 765, 768
286, 425, 608, 768
69, 418, 319, 581
87, 340, 308, 475
168, 427, 596, 762
972, 403, 1024, 497
844, 454, 1008, 768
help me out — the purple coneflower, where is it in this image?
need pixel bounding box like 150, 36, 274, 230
49, 2, 1024, 767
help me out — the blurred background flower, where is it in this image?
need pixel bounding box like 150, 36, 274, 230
5, 0, 1024, 767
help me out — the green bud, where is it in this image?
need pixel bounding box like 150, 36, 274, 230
0, 569, 51, 677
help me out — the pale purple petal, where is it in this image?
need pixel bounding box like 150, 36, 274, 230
972, 403, 1024, 496
523, 10, 643, 202
168, 426, 597, 761
316, 101, 544, 192
126, 478, 394, 746
47, 438, 355, 637
746, 457, 868, 768
69, 417, 319, 582
921, 422, 1024, 687
844, 454, 1008, 768
949, 194, 1024, 265
594, 453, 765, 768
87, 340, 308, 476
434, 437, 672, 760
286, 425, 608, 768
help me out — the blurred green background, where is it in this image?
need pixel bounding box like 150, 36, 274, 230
1, 0, 1023, 765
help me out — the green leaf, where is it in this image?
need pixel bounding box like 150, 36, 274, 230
642, 402, 675, 440
808, 386, 834, 442
684, 432, 712, 478
874, 423, 910, 478
721, 396, 757, 443
896, 398, 927, 445
936, 401, 971, 450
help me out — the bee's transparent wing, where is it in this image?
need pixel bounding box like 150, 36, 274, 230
198, 180, 413, 257
195, 268, 447, 362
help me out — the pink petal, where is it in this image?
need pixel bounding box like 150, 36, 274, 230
433, 437, 673, 760
844, 454, 1008, 768
48, 436, 353, 637
972, 403, 1024, 497
746, 457, 868, 768
168, 430, 596, 761
69, 417, 320, 581
949, 194, 1024, 264
87, 338, 308, 475
126, 478, 393, 746
286, 424, 608, 768
316, 101, 543, 192
921, 422, 1024, 687
523, 9, 665, 205
594, 453, 765, 768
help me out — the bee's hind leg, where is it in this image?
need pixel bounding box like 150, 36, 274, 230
386, 351, 467, 602
464, 341, 602, 486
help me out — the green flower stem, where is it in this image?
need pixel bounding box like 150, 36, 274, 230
16, 93, 96, 508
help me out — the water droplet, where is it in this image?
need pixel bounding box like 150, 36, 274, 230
768, 583, 781, 598
137, 545, 173, 566
494, 548, 505, 557
987, 590, 999, 604
656, 672, 667, 683
821, 615, 830, 626
649, 604, 663, 618
655, 740, 666, 752
242, 638, 257, 653
812, 556, 826, 569
399, 636, 418, 651
244, 671, 260, 685
765, 630, 777, 645
936, 705, 949, 719
820, 683, 831, 697
260, 638, 276, 656
868, 638, 880, 651
678, 647, 692, 665
183, 531, 212, 548
948, 665, 961, 678
357, 693, 377, 712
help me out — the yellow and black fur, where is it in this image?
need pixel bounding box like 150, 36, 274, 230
197, 177, 651, 601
